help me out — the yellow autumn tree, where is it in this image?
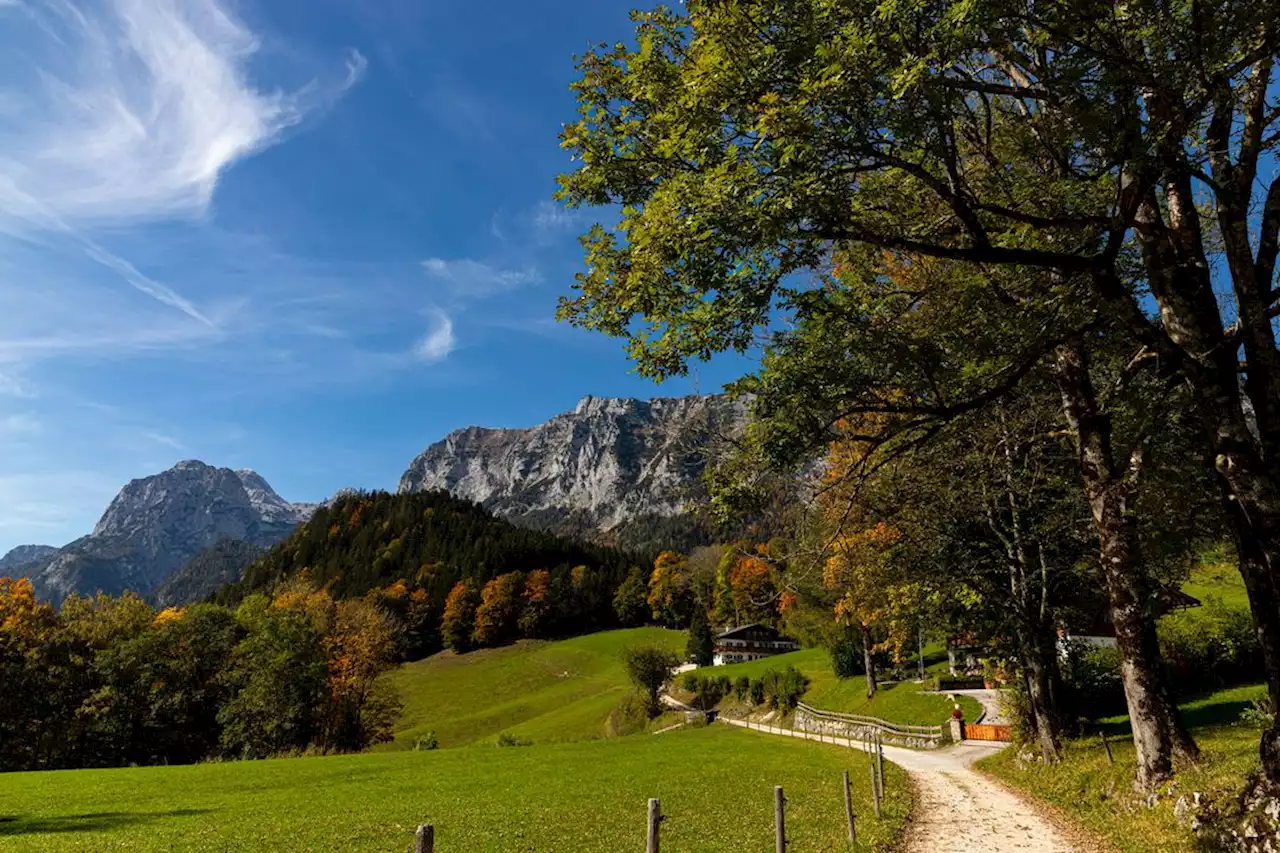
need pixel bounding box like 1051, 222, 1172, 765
820, 417, 915, 698
647, 552, 692, 626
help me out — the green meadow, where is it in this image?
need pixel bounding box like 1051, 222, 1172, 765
0, 726, 909, 853
383, 627, 685, 749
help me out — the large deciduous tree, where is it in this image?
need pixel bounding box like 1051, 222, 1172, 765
557, 0, 1275, 787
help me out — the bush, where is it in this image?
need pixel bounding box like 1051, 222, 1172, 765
1241, 695, 1276, 730
413, 731, 438, 751
760, 665, 810, 711
733, 675, 750, 700
1158, 601, 1261, 696
828, 629, 863, 679
749, 678, 765, 705
1059, 641, 1126, 724
683, 673, 728, 711
496, 732, 532, 747
608, 690, 654, 737
621, 644, 682, 718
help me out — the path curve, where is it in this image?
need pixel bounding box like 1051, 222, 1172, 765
721, 718, 1080, 853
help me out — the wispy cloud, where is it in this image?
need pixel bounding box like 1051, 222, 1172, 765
413, 309, 455, 362
0, 413, 42, 436
140, 430, 185, 451
0, 370, 36, 398
0, 0, 363, 334
530, 200, 578, 242
421, 257, 542, 299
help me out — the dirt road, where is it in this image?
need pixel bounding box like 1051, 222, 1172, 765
721, 718, 1080, 853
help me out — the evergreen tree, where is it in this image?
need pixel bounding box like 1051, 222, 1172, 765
686, 608, 714, 667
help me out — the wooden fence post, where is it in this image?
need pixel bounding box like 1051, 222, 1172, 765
774, 786, 787, 853
870, 764, 882, 818
875, 732, 885, 798
843, 769, 857, 843
647, 799, 662, 853
414, 824, 434, 853
1100, 730, 1115, 765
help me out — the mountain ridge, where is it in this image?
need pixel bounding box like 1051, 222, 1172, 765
24, 461, 313, 604
397, 393, 746, 547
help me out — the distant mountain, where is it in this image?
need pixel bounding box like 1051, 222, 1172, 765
24, 461, 314, 604
154, 538, 266, 607
397, 394, 747, 550
0, 544, 58, 573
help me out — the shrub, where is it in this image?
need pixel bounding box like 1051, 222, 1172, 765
733, 675, 750, 700
496, 732, 532, 747
621, 644, 682, 718
1059, 641, 1126, 724
682, 671, 701, 692
1158, 600, 1261, 696
760, 665, 810, 711
1241, 696, 1276, 730
828, 630, 862, 679
749, 678, 765, 705
413, 731, 438, 751
608, 690, 654, 737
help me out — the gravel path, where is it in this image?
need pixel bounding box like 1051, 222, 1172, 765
946, 689, 1010, 725
721, 718, 1080, 853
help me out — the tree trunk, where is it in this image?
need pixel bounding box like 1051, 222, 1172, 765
861, 623, 877, 698
1054, 342, 1198, 789
1021, 637, 1061, 764
1201, 407, 1280, 781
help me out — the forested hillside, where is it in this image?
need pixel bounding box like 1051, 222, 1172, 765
220, 490, 648, 657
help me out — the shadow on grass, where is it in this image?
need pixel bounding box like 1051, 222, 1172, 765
0, 809, 211, 836
1093, 691, 1257, 738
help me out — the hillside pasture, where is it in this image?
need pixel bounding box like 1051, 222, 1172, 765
0, 726, 909, 853
384, 627, 684, 749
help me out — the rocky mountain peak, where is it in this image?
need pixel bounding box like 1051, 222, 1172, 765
398, 393, 746, 536
0, 544, 58, 573
28, 461, 313, 604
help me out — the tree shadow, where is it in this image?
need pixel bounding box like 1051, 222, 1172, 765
1182, 698, 1254, 729
0, 809, 211, 836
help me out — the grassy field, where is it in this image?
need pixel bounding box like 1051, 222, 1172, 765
384, 627, 684, 749
1182, 548, 1250, 611
981, 683, 1266, 853
689, 647, 982, 725
0, 726, 910, 853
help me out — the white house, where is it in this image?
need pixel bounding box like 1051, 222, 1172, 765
712, 624, 800, 666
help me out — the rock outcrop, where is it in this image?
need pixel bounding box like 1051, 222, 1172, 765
397, 394, 746, 540
25, 461, 312, 603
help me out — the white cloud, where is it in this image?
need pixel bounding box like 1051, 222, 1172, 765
413, 309, 455, 362
140, 429, 185, 451
530, 199, 577, 240
0, 413, 42, 436
0, 0, 363, 333
0, 0, 356, 228
0, 370, 35, 398
421, 257, 541, 299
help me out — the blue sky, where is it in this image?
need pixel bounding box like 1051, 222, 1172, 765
0, 0, 755, 553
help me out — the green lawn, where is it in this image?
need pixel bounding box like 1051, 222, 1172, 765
980, 683, 1267, 853
0, 726, 909, 853
1182, 549, 1251, 611
691, 647, 981, 726
383, 627, 685, 749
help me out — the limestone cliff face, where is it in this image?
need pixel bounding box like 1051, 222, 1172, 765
27, 461, 312, 603
397, 395, 746, 535
0, 544, 57, 573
